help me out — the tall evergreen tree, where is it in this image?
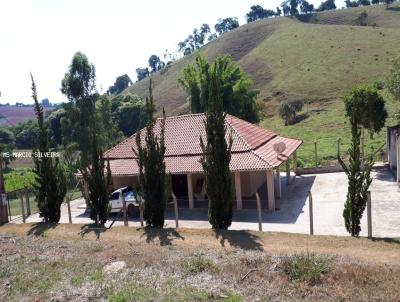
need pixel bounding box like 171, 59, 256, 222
134, 80, 167, 228
61, 52, 111, 226
200, 66, 233, 230
31, 75, 67, 223
338, 85, 387, 236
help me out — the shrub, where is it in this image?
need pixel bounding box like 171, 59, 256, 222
281, 252, 330, 285
279, 100, 304, 126
182, 255, 215, 275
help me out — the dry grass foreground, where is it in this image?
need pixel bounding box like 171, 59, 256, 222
1, 223, 400, 301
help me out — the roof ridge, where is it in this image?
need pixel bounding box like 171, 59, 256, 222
225, 116, 274, 169
156, 113, 205, 121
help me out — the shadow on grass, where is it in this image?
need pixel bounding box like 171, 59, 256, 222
370, 237, 400, 244
140, 226, 185, 246
27, 222, 57, 237
213, 229, 263, 251
79, 223, 107, 240
387, 6, 400, 11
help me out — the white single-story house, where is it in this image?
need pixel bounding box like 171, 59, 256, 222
104, 113, 302, 211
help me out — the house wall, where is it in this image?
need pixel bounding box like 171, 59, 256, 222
112, 176, 138, 190
239, 171, 267, 198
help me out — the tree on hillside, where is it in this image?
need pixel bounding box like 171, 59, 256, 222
200, 66, 233, 230
136, 67, 150, 82
108, 74, 133, 95
61, 52, 111, 226
215, 17, 239, 35
111, 94, 148, 136
279, 100, 304, 126
178, 24, 212, 55
281, 2, 291, 15
276, 7, 282, 16
317, 0, 337, 11
134, 80, 167, 228
47, 108, 66, 146
178, 53, 259, 122
148, 55, 165, 73
346, 0, 360, 7
338, 85, 387, 237
387, 57, 400, 106
31, 75, 67, 223
300, 0, 314, 13
359, 0, 371, 6
290, 0, 300, 15
371, 0, 379, 3
246, 5, 276, 22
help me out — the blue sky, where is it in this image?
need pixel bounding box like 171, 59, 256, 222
0, 0, 345, 104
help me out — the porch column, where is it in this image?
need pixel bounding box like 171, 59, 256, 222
234, 172, 243, 210
286, 160, 290, 186
397, 137, 400, 182
276, 167, 281, 199
293, 151, 298, 176
187, 174, 194, 209
266, 170, 275, 211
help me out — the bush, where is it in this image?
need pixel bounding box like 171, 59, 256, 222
182, 254, 215, 275
281, 252, 330, 285
279, 100, 304, 126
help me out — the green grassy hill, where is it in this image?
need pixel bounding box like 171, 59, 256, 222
125, 3, 400, 167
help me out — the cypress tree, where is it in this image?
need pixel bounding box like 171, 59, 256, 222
338, 85, 387, 236
200, 68, 233, 230
134, 80, 167, 228
31, 75, 67, 223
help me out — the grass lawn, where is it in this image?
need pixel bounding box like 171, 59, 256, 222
1, 223, 400, 301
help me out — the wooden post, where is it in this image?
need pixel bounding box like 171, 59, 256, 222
285, 160, 290, 186
0, 157, 8, 224
255, 192, 262, 232
266, 170, 275, 211
25, 190, 31, 216
367, 191, 372, 239
337, 137, 341, 156
20, 192, 26, 223
314, 140, 318, 167
66, 197, 72, 224
308, 191, 314, 235
138, 196, 144, 227
172, 192, 179, 228
276, 167, 281, 200
293, 151, 298, 177
187, 174, 194, 209
234, 172, 243, 209
122, 194, 128, 227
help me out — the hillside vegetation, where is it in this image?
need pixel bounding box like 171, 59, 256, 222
125, 4, 400, 166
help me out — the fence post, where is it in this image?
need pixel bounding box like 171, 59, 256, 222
337, 137, 341, 156
314, 140, 318, 167
308, 191, 314, 235
7, 197, 11, 221
172, 192, 179, 228
66, 197, 72, 224
122, 195, 128, 227
25, 190, 31, 216
367, 191, 372, 238
138, 196, 144, 227
255, 192, 262, 232
20, 192, 26, 223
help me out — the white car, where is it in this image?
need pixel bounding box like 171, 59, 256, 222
109, 186, 140, 217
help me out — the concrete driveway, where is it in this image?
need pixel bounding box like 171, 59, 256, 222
11, 169, 400, 238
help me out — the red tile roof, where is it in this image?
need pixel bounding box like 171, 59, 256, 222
105, 113, 302, 176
